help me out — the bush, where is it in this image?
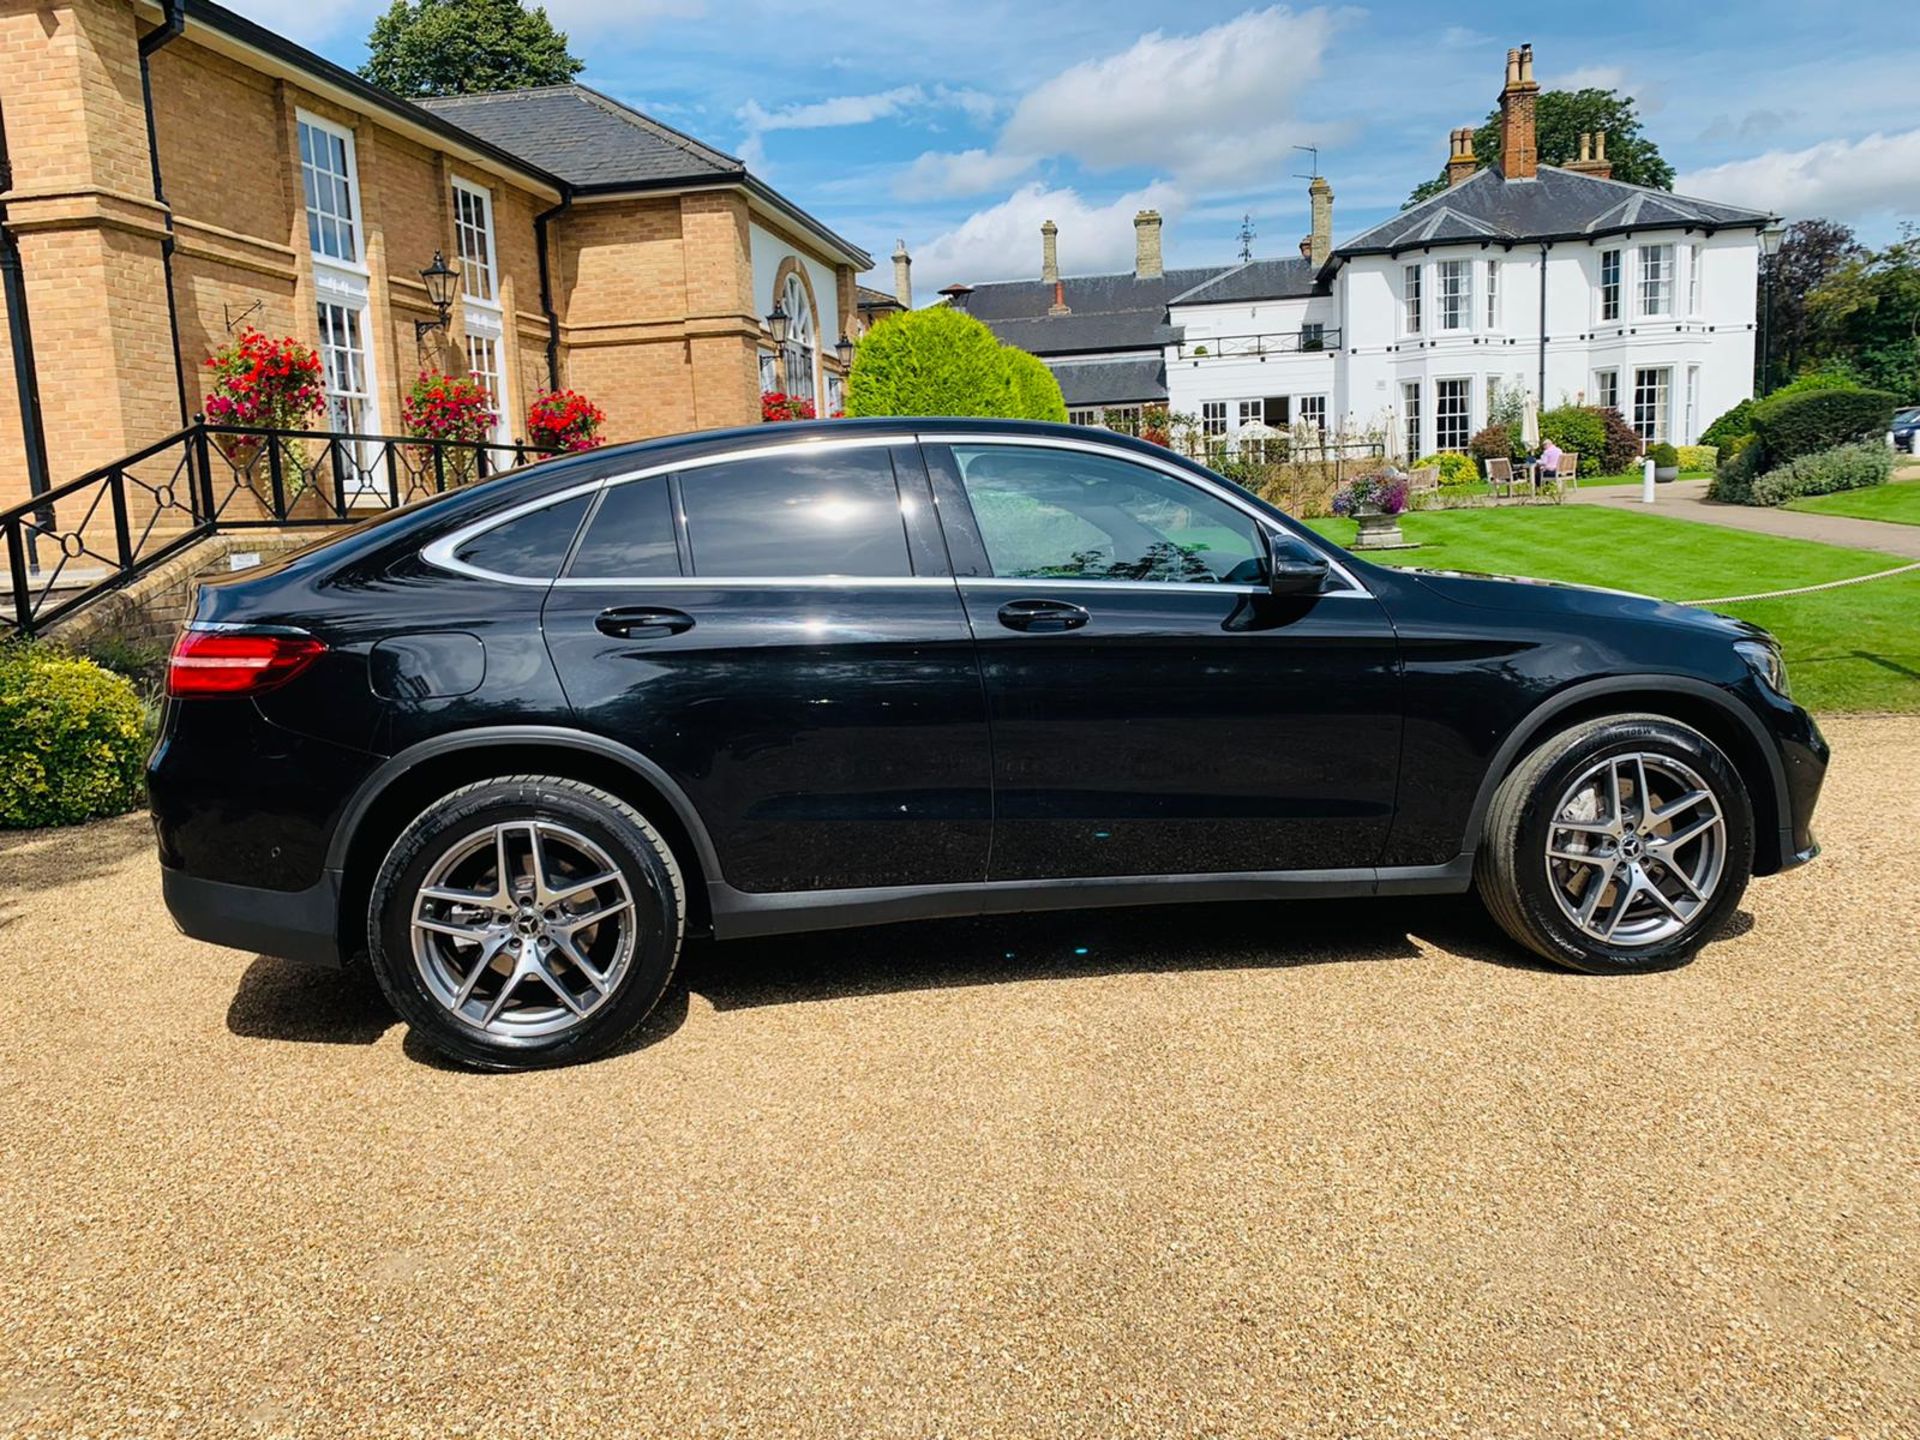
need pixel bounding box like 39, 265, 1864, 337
846, 306, 1016, 419
0, 646, 147, 828
1001, 346, 1069, 423
1537, 406, 1605, 475
1648, 442, 1679, 468
1750, 386, 1900, 466
1593, 407, 1644, 474
1416, 452, 1480, 486
1700, 398, 1754, 452
1676, 444, 1718, 472
1749, 441, 1893, 507
1723, 432, 1757, 461
1468, 422, 1523, 463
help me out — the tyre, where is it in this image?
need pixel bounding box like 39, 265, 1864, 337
1475, 714, 1753, 973
367, 775, 685, 1069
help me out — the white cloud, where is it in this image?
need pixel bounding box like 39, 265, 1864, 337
1678, 129, 1920, 223
741, 86, 928, 134
896, 147, 1037, 201
1555, 64, 1628, 92
913, 180, 1182, 286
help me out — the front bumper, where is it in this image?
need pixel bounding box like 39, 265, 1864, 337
161, 865, 345, 967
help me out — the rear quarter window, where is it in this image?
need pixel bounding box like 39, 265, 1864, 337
449, 493, 592, 578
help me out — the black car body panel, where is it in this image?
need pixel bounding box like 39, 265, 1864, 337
150, 418, 1829, 967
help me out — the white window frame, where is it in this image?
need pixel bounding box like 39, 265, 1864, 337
1485, 259, 1500, 330
1434, 376, 1472, 452
1686, 243, 1703, 316
1298, 395, 1328, 434
780, 271, 818, 406
1201, 400, 1228, 438
463, 329, 511, 448
1438, 258, 1473, 332
1598, 248, 1621, 323
1403, 263, 1423, 335
451, 177, 500, 305
1402, 381, 1421, 459
315, 289, 379, 479
1638, 243, 1674, 319
1685, 365, 1701, 445
296, 111, 367, 272
1235, 398, 1265, 430
1593, 368, 1620, 413
1633, 365, 1672, 442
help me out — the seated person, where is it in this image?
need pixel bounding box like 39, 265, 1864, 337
1536, 439, 1565, 478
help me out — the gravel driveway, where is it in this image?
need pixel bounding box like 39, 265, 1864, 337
3, 716, 1916, 1438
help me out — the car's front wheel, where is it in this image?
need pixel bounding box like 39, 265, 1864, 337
367, 776, 684, 1069
1476, 714, 1753, 973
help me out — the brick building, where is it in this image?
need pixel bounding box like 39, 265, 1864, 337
0, 0, 872, 512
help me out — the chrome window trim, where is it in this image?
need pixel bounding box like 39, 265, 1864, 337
914, 430, 1373, 598
552, 574, 957, 590
956, 577, 1270, 596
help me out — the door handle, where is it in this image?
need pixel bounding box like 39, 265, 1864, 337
997, 598, 1091, 633
595, 606, 695, 639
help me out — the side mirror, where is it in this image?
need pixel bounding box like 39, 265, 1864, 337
1266, 532, 1330, 596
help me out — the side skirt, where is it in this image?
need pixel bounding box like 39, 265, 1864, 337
708, 857, 1476, 941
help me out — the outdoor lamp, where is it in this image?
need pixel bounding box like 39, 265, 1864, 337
1759, 223, 1786, 259
836, 334, 855, 368
766, 303, 790, 346
415, 251, 460, 340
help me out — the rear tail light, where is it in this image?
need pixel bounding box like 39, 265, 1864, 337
167, 628, 327, 697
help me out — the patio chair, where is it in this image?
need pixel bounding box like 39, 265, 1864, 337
1407, 465, 1440, 493
1552, 451, 1580, 491
1486, 457, 1516, 497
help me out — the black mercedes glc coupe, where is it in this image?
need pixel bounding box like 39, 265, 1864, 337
151, 420, 1828, 1069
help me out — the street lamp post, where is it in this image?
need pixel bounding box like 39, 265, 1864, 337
1758, 222, 1786, 395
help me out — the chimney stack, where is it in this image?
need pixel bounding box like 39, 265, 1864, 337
1041, 219, 1059, 284
892, 238, 912, 308
1308, 175, 1334, 267
1133, 209, 1163, 279
1048, 279, 1069, 317
1447, 127, 1479, 187
1565, 129, 1613, 180
1497, 42, 1540, 180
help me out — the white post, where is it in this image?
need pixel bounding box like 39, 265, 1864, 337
1910, 429, 1919, 457
1641, 456, 1657, 504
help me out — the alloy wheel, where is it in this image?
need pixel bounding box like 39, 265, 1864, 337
1544, 751, 1727, 948
410, 820, 637, 1041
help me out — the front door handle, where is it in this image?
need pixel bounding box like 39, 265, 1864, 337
595, 606, 695, 639
997, 598, 1091, 633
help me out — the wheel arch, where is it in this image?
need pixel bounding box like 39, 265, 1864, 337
1462, 677, 1790, 875
329, 728, 723, 961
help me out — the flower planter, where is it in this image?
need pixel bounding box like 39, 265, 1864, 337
1352, 509, 1408, 550
1655, 465, 1680, 483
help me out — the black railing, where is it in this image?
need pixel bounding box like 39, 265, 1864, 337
2, 420, 558, 635
1176, 328, 1341, 361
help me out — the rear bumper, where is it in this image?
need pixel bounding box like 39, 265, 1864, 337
161, 865, 344, 967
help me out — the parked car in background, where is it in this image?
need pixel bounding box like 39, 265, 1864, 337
1892, 406, 1920, 453
150, 420, 1828, 1069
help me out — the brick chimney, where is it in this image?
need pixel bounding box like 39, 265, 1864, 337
1447, 127, 1479, 187
1497, 43, 1540, 180
892, 238, 912, 308
1041, 219, 1059, 284
1133, 209, 1163, 279
1308, 175, 1334, 267
1048, 279, 1070, 317
1565, 130, 1614, 180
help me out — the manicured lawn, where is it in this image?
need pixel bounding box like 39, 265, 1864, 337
1786, 478, 1920, 527
1306, 507, 1920, 714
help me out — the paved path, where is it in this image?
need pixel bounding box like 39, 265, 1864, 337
1567, 476, 1920, 558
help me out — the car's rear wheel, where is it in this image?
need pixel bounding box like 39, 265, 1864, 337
1475, 714, 1753, 973
367, 776, 684, 1069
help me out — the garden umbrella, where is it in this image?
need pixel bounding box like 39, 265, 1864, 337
1522, 389, 1541, 448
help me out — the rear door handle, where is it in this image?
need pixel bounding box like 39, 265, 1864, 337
595, 606, 695, 639
997, 598, 1091, 633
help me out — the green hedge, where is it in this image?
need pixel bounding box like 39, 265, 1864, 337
1537, 406, 1605, 475
1750, 386, 1900, 466
1648, 442, 1679, 468
0, 646, 147, 828
845, 307, 1065, 421
1001, 345, 1068, 423
1700, 398, 1754, 451
1749, 440, 1893, 507
1676, 444, 1718, 472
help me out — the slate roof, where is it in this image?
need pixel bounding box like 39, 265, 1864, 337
1168, 257, 1320, 305
1047, 357, 1168, 406
1338, 165, 1776, 255
856, 285, 903, 310
964, 268, 1219, 324
419, 85, 741, 189
986, 311, 1184, 357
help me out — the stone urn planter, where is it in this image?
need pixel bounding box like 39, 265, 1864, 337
1655, 464, 1680, 483
1352, 506, 1407, 550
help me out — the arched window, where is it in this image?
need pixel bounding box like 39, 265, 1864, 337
781, 271, 816, 405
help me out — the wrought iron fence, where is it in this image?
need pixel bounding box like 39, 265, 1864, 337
1175, 328, 1341, 361
2, 420, 557, 636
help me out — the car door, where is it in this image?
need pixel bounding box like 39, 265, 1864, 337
922, 436, 1402, 881
541, 437, 991, 894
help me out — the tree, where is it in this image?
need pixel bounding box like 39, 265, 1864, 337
846, 308, 1034, 419
1002, 346, 1068, 423
1761, 219, 1864, 389
360, 0, 582, 98
1406, 89, 1673, 206
1804, 225, 1920, 401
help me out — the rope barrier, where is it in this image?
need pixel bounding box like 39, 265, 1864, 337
1682, 560, 1920, 607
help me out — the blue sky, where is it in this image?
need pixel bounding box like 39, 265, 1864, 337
244, 0, 1920, 285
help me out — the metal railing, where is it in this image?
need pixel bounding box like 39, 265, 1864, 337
2, 420, 558, 635
1177, 328, 1341, 361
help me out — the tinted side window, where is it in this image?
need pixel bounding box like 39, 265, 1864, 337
451, 493, 590, 578
568, 477, 679, 578
679, 448, 912, 577
949, 445, 1261, 583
